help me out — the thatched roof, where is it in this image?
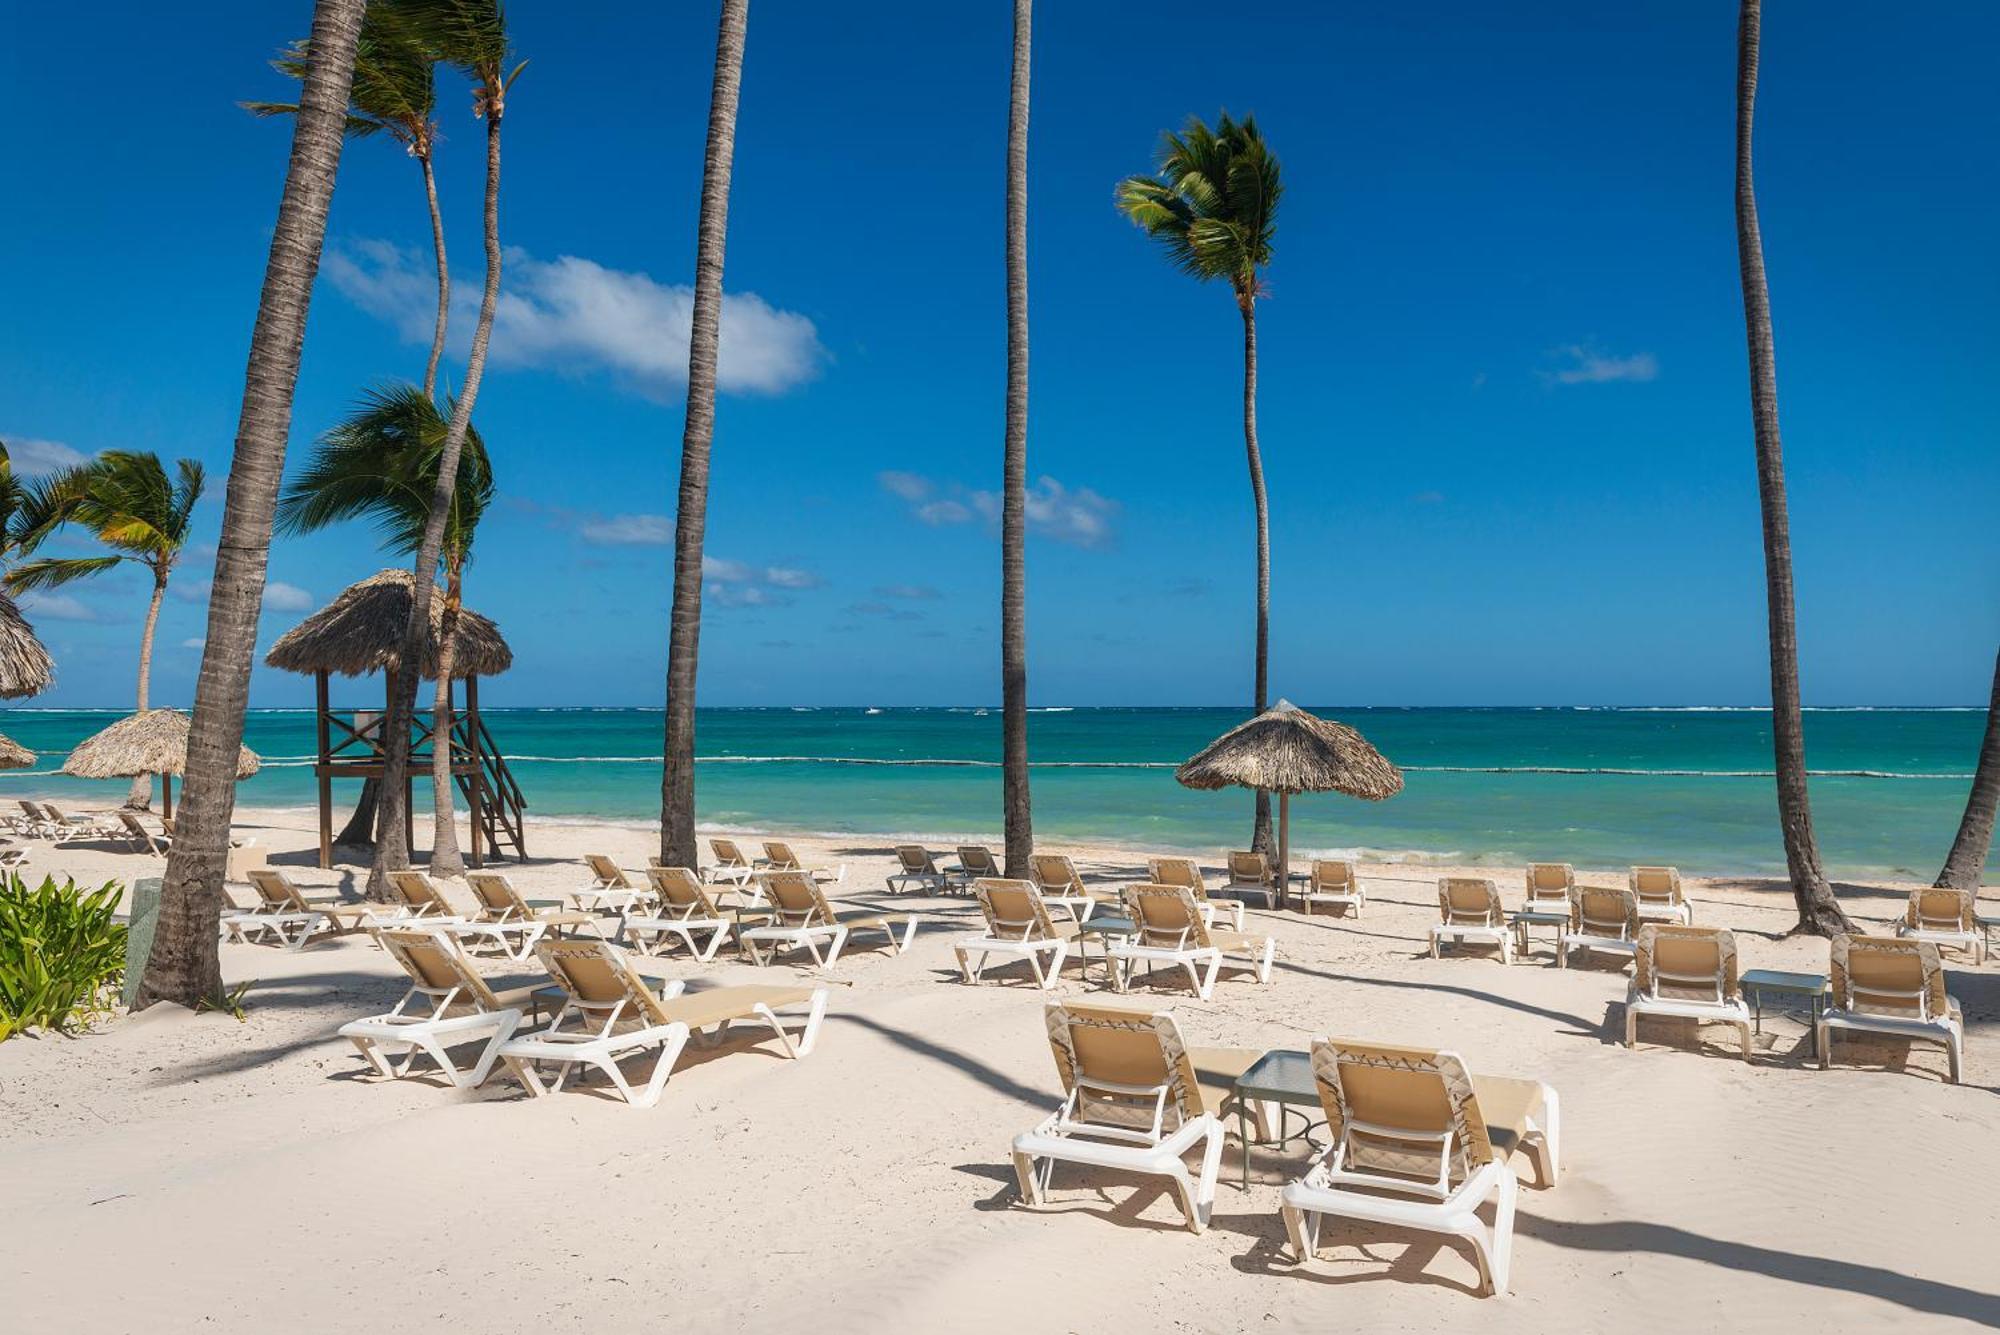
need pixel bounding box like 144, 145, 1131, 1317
0, 591, 54, 699
263, 569, 513, 680
1176, 700, 1403, 800
0, 731, 34, 771
60, 709, 259, 780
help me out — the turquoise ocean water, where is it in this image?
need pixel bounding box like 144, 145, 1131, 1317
0, 706, 1990, 880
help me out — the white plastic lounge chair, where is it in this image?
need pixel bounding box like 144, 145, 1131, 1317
42, 803, 119, 841
1110, 884, 1276, 1001
1280, 1037, 1561, 1296
386, 869, 468, 923
336, 929, 541, 1088
886, 844, 949, 894
1524, 862, 1574, 910
118, 810, 169, 855
1894, 886, 1983, 964
1012, 1001, 1261, 1234
499, 938, 827, 1108
7, 800, 51, 837
620, 866, 754, 962
1560, 886, 1639, 970
460, 871, 602, 961
945, 844, 999, 891
1629, 866, 1692, 925
1625, 925, 1751, 1058
1303, 859, 1364, 918
1818, 935, 1963, 1084
706, 837, 759, 889
576, 854, 654, 915
1147, 856, 1247, 931
956, 879, 1082, 988
223, 868, 400, 949
1430, 878, 1513, 964
739, 870, 919, 968
1029, 853, 1113, 923
1224, 849, 1279, 908
761, 840, 846, 886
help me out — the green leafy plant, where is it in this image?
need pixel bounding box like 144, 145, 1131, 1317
196, 977, 259, 1022
0, 873, 128, 1040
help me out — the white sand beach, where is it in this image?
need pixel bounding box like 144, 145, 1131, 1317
2, 803, 1995, 1333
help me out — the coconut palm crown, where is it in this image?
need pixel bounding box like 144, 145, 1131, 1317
1115, 113, 1281, 309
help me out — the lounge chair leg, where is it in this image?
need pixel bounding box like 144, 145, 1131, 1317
1281, 1201, 1318, 1263
1533, 1084, 1561, 1186
1737, 1020, 1752, 1061
466, 1013, 520, 1087
1624, 1006, 1637, 1049
1817, 1021, 1832, 1070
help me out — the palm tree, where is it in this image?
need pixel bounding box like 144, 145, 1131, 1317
245, 1, 450, 395
1117, 113, 1281, 854
0, 442, 28, 570
1000, 0, 1033, 878
1935, 647, 1999, 889
1733, 0, 1851, 936
661, 0, 751, 870
372, 0, 521, 894
7, 452, 206, 807
141, 0, 367, 1011
277, 383, 494, 876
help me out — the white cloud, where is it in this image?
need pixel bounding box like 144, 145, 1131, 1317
181, 637, 206, 650
3, 435, 90, 475
1544, 344, 1658, 386
916, 499, 973, 526
764, 566, 822, 590
702, 555, 754, 582
878, 470, 931, 502
17, 592, 97, 622
263, 581, 314, 612
327, 239, 826, 398
712, 584, 790, 609
881, 472, 1117, 548
876, 583, 940, 600
583, 513, 674, 545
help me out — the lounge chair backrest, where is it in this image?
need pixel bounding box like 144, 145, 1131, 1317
247, 867, 301, 910
1439, 877, 1502, 926
585, 854, 631, 889
1148, 857, 1205, 896
1572, 886, 1638, 939
710, 838, 749, 868
1312, 859, 1358, 893
1125, 884, 1213, 951
388, 870, 452, 914
1630, 866, 1682, 905
1227, 850, 1271, 885
956, 845, 999, 876
379, 928, 506, 1012
894, 845, 934, 873
15, 800, 37, 820
1906, 887, 1974, 934
119, 811, 150, 837
1830, 935, 1946, 1020
534, 938, 674, 1027
1030, 854, 1082, 897
646, 865, 718, 917
1525, 862, 1574, 904
1634, 924, 1738, 1001
760, 869, 833, 927
1309, 1037, 1496, 1182
974, 878, 1058, 942
465, 872, 523, 918
763, 841, 800, 869
1044, 1001, 1205, 1130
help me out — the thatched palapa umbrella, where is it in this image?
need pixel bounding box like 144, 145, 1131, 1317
0, 591, 55, 699
61, 708, 259, 817
0, 732, 36, 771
264, 569, 512, 680
1176, 700, 1403, 909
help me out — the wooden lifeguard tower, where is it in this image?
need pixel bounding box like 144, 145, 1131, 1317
265, 569, 527, 869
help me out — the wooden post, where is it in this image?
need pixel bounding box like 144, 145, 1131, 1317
1277, 791, 1291, 912
162, 772, 174, 819
466, 674, 485, 867
315, 669, 333, 868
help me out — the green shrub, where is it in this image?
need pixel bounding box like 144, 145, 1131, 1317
0, 873, 128, 1040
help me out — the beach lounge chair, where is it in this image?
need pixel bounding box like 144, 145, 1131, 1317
498, 938, 827, 1108
117, 810, 169, 855
1303, 859, 1364, 918
1030, 853, 1115, 923
956, 879, 1082, 988
336, 928, 543, 1088
1224, 849, 1280, 908
1629, 866, 1692, 925
1012, 1001, 1256, 1234
576, 854, 655, 915
1148, 857, 1247, 931
945, 844, 999, 891
1561, 886, 1639, 970
1430, 878, 1513, 964
706, 837, 759, 888
386, 869, 467, 923
7, 800, 50, 837
739, 869, 919, 968
224, 867, 402, 949
1818, 935, 1963, 1083
1625, 925, 1751, 1058
886, 844, 949, 894
42, 802, 118, 841
1524, 862, 1574, 910
620, 866, 747, 962
1894, 886, 1984, 964
761, 839, 846, 886
1279, 1037, 1561, 1296
1110, 884, 1276, 1000
461, 871, 602, 961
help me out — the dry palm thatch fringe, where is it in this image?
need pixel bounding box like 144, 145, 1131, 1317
263, 568, 512, 680
1175, 699, 1403, 800
60, 709, 259, 780
0, 731, 35, 770
0, 591, 55, 699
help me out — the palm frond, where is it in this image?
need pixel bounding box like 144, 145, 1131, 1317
5, 555, 123, 594
1116, 111, 1282, 289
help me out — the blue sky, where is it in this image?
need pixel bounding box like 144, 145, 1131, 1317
1, 2, 1994, 709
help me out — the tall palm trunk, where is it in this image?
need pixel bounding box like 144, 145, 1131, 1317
125, 566, 169, 808
1936, 646, 2000, 888
1734, 0, 1851, 936
375, 99, 503, 895
661, 0, 750, 869
427, 562, 466, 876
1238, 288, 1273, 855
1000, 0, 1033, 878
139, 0, 365, 1009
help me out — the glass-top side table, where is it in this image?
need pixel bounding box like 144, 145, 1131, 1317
1740, 968, 1830, 1056
1230, 1048, 1326, 1189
